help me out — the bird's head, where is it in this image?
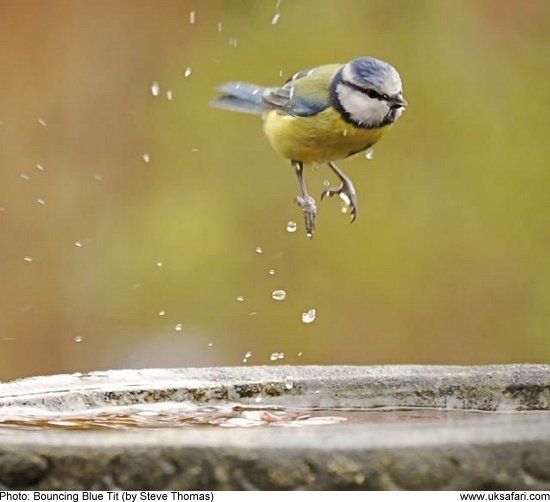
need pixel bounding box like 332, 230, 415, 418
331, 57, 407, 128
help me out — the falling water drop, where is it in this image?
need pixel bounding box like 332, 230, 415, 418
37, 118, 47, 127
286, 221, 297, 233
23, 256, 33, 262
156, 261, 163, 268
150, 82, 160, 97
284, 376, 294, 390
158, 310, 166, 316
236, 295, 245, 302
255, 246, 263, 254
166, 90, 173, 100
142, 153, 151, 163
268, 269, 276, 276
302, 308, 316, 324
271, 290, 286, 301
365, 148, 375, 160
184, 67, 192, 77
189, 10, 196, 24
271, 13, 280, 25
174, 323, 183, 332
74, 241, 83, 248
74, 336, 84, 343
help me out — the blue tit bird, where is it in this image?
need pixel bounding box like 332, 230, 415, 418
211, 56, 407, 237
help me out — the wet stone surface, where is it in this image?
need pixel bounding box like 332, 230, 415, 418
0, 364, 549, 490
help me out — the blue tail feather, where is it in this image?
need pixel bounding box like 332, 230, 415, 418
211, 82, 267, 115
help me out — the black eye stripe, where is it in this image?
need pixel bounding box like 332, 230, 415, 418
342, 80, 387, 101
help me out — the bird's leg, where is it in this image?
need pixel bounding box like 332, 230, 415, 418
292, 160, 316, 238
321, 161, 358, 222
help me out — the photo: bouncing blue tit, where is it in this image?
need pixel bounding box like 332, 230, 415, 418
211, 57, 407, 237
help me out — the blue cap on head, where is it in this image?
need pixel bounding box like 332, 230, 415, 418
348, 57, 402, 94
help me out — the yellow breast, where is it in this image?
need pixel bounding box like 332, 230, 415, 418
263, 108, 391, 164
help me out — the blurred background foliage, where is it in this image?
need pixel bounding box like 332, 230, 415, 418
0, 0, 548, 381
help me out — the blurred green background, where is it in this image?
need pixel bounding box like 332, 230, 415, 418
0, 0, 548, 381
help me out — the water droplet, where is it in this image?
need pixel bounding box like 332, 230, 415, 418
217, 21, 223, 32
271, 289, 286, 301
94, 174, 103, 181
278, 69, 284, 78
284, 376, 294, 390
74, 336, 84, 343
255, 246, 263, 254
365, 148, 375, 160
271, 13, 280, 25
36, 163, 45, 171
323, 179, 330, 188
184, 67, 192, 77
74, 241, 83, 248
166, 90, 173, 100
38, 118, 47, 127
248, 311, 257, 316
268, 269, 276, 276
341, 206, 348, 214
286, 221, 297, 233
150, 82, 160, 97
23, 256, 33, 262
343, 129, 348, 137
339, 193, 351, 205
158, 310, 166, 316
208, 342, 213, 347
229, 37, 238, 48
36, 198, 46, 205
191, 147, 199, 153
236, 295, 245, 302
297, 351, 303, 357
20, 173, 29, 181
269, 352, 279, 361
142, 153, 150, 163
189, 10, 196, 24
174, 323, 183, 332
244, 351, 252, 358
302, 308, 316, 324
278, 352, 285, 360
156, 261, 163, 267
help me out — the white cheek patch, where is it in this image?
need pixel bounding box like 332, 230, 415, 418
336, 83, 389, 127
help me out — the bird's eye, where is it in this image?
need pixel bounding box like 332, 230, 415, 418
382, 94, 389, 101
365, 89, 380, 99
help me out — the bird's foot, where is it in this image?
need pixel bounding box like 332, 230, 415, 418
321, 179, 358, 222
295, 194, 317, 238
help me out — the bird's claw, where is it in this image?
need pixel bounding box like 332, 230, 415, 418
295, 194, 317, 238
321, 181, 358, 223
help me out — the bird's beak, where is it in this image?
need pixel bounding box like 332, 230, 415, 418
391, 94, 408, 109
